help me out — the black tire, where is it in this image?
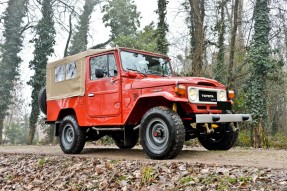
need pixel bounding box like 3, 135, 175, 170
112, 130, 139, 149
38, 87, 47, 115
59, 115, 86, 154
140, 106, 185, 160
198, 123, 239, 150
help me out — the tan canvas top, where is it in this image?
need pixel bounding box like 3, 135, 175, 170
46, 48, 116, 100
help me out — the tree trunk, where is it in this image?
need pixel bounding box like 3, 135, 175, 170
189, 0, 205, 76
237, 0, 244, 50
253, 119, 267, 148
214, 0, 227, 83
227, 0, 239, 89
0, 116, 3, 144
64, 12, 73, 57
28, 98, 39, 144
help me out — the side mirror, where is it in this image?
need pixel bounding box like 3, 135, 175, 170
95, 69, 104, 78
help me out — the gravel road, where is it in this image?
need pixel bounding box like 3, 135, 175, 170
0, 145, 286, 169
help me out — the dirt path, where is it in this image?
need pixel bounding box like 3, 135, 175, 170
0, 145, 286, 169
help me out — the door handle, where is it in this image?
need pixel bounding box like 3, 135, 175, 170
111, 77, 119, 84
88, 93, 94, 97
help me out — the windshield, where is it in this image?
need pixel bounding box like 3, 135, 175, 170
120, 51, 172, 76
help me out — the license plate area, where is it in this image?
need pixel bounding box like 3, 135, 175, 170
199, 90, 217, 102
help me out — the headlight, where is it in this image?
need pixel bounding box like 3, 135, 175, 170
188, 88, 198, 102
218, 90, 227, 101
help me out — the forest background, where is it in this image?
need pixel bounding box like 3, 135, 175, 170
0, 0, 286, 149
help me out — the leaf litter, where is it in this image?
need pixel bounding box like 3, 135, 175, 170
0, 153, 286, 191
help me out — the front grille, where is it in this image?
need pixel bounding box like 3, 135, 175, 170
198, 90, 217, 102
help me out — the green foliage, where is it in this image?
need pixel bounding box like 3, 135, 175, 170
112, 22, 158, 52
68, 0, 99, 55
156, 0, 169, 54
37, 158, 47, 167
27, 0, 55, 144
236, 129, 252, 147
5, 122, 28, 144
102, 0, 140, 39
0, 0, 28, 144
180, 176, 195, 185
242, 0, 286, 148
244, 0, 271, 127
141, 166, 155, 186
267, 133, 287, 149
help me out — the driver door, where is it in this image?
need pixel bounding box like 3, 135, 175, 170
86, 53, 120, 118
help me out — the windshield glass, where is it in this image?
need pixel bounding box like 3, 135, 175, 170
120, 51, 172, 76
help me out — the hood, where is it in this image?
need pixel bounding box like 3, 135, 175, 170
131, 77, 225, 89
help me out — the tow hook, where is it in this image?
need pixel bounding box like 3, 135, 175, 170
230, 122, 238, 132
203, 123, 214, 134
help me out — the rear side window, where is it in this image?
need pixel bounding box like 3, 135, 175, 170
90, 54, 118, 80
55, 65, 65, 82
54, 61, 77, 82
66, 61, 77, 80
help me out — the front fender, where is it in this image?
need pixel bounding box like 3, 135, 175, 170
137, 91, 187, 102
124, 92, 187, 125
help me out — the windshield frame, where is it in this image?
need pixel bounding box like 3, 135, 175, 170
119, 49, 172, 77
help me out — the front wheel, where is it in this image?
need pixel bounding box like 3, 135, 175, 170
140, 106, 185, 160
198, 123, 239, 150
59, 115, 86, 154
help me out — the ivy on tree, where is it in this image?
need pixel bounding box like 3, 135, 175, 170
0, 0, 28, 144
102, 0, 140, 42
68, 0, 99, 55
244, 0, 277, 148
156, 0, 169, 55
27, 0, 55, 144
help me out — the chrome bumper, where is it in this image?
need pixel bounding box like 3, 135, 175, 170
195, 114, 252, 123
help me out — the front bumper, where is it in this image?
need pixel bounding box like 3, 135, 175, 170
195, 114, 252, 123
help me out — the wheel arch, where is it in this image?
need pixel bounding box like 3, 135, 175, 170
55, 108, 77, 136
125, 95, 172, 125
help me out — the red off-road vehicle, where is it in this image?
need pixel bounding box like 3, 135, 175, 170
39, 47, 251, 159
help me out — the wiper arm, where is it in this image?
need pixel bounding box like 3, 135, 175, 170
126, 68, 147, 77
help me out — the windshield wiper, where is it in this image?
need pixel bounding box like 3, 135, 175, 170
126, 68, 147, 77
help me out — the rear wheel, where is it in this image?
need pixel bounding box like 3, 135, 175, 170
198, 123, 238, 150
140, 106, 185, 160
59, 115, 86, 154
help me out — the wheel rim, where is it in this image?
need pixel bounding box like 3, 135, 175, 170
145, 118, 169, 154
61, 123, 75, 149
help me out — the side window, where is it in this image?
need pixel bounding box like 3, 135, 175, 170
66, 61, 77, 80
90, 54, 117, 80
108, 54, 118, 77
54, 61, 78, 82
90, 55, 108, 80
55, 65, 65, 82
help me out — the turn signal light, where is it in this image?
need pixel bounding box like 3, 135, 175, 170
175, 85, 186, 96
228, 90, 235, 99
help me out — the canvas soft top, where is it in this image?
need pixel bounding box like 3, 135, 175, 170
46, 48, 116, 100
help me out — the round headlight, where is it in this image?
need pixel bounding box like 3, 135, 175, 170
188, 88, 197, 101
218, 90, 227, 101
